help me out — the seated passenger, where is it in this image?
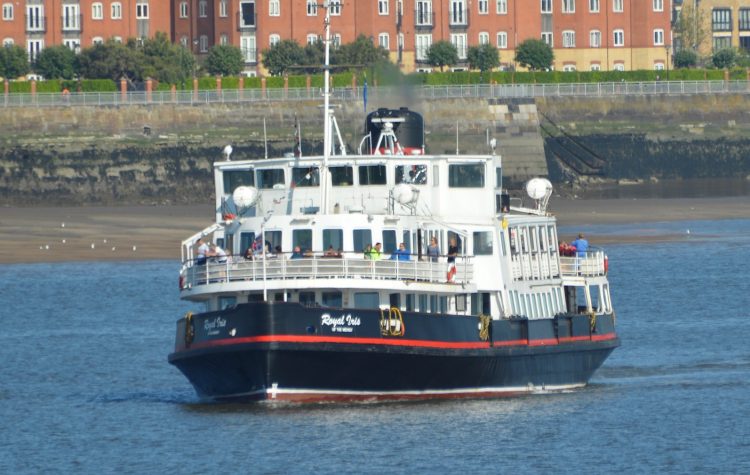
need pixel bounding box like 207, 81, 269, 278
290, 246, 304, 259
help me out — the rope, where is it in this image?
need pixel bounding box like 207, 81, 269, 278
380, 307, 405, 336
478, 314, 491, 342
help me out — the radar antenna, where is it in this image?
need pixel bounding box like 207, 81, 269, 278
525, 178, 554, 214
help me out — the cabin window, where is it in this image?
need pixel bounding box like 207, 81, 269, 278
330, 166, 353, 186
257, 168, 285, 189
418, 294, 428, 312
473, 231, 493, 255
240, 232, 255, 255
383, 229, 397, 253
405, 294, 415, 311
322, 291, 342, 308
354, 292, 379, 309
264, 230, 282, 253
548, 226, 558, 252
353, 229, 372, 253
359, 165, 387, 185
292, 167, 319, 187
448, 164, 485, 188
219, 296, 237, 310
323, 229, 343, 252
429, 295, 438, 313
456, 294, 467, 312
440, 296, 448, 313
447, 231, 463, 254
292, 229, 312, 253
396, 165, 427, 185
223, 170, 254, 194
389, 293, 401, 308
299, 291, 316, 306
471, 293, 480, 314
495, 167, 502, 188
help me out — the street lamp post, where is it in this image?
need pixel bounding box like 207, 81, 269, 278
665, 44, 671, 82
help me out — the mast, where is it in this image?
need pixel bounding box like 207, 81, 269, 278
320, 1, 332, 214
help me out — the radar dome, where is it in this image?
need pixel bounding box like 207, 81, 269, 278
526, 178, 553, 200
232, 186, 259, 209
392, 183, 419, 205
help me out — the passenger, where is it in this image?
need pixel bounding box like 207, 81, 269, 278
427, 237, 440, 262
390, 242, 410, 261
371, 242, 383, 260
243, 245, 254, 260
211, 244, 228, 264
196, 237, 210, 265
303, 248, 314, 257
290, 246, 304, 259
363, 244, 373, 259
558, 240, 576, 257
571, 233, 589, 258
324, 245, 338, 257
446, 237, 458, 282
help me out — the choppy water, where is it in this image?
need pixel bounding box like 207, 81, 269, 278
2, 219, 749, 473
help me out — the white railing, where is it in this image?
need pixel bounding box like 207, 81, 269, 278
510, 252, 561, 281
559, 250, 607, 277
182, 256, 473, 288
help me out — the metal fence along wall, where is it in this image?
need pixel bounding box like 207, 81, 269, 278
3, 81, 750, 107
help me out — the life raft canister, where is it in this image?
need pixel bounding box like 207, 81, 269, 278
604, 255, 609, 274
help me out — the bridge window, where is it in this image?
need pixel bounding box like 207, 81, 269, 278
322, 291, 342, 308
257, 168, 284, 189
330, 166, 353, 186
396, 164, 427, 184
473, 231, 493, 255
223, 169, 254, 194
323, 229, 343, 252
353, 229, 372, 253
448, 164, 485, 188
292, 167, 319, 187
359, 165, 387, 185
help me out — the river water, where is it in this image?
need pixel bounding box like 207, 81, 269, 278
1, 218, 749, 473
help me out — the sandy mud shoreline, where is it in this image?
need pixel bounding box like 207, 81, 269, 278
1, 195, 748, 264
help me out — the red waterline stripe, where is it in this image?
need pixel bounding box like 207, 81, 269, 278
184, 332, 618, 352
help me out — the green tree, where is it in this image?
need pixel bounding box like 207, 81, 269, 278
426, 40, 458, 72
514, 39, 553, 71
712, 48, 736, 69
262, 39, 305, 76
674, 3, 708, 53
140, 32, 194, 83
0, 44, 31, 79
333, 35, 390, 69
673, 49, 698, 68
467, 44, 500, 76
34, 45, 77, 79
300, 40, 325, 74
76, 40, 143, 82
206, 44, 245, 76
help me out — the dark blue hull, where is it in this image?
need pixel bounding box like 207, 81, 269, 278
168, 302, 619, 402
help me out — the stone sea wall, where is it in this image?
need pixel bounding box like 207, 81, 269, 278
0, 93, 748, 205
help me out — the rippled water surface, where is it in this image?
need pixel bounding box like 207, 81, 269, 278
2, 219, 749, 473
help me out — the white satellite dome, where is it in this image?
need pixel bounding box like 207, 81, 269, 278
232, 186, 259, 209
526, 178, 553, 200
392, 183, 419, 205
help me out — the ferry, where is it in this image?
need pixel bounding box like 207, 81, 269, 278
167, 7, 619, 403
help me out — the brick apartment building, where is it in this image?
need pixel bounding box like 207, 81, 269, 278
2, 1, 673, 76
674, 0, 750, 56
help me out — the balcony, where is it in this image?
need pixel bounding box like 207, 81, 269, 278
25, 15, 46, 33
415, 9, 434, 28
449, 8, 469, 27
237, 11, 256, 30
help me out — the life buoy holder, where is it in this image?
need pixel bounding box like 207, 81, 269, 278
184, 312, 195, 347
603, 255, 609, 274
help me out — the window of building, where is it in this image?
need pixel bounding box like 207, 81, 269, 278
654, 62, 664, 70
497, 31, 508, 48
562, 30, 575, 47
179, 1, 188, 18
27, 39, 43, 62
220, 0, 228, 17
199, 35, 208, 52
479, 32, 489, 45
269, 0, 280, 16
333, 33, 342, 48
713, 36, 731, 50
352, 229, 372, 253
541, 0, 552, 13
379, 0, 389, 15
589, 0, 599, 13
416, 0, 432, 25
269, 34, 280, 46
613, 0, 623, 13
330, 0, 341, 15
136, 2, 148, 19
652, 0, 663, 12
378, 33, 390, 50
257, 169, 285, 189
3, 38, 13, 46
113, 36, 123, 43
590, 30, 601, 47
562, 0, 575, 13
199, 0, 207, 17
478, 0, 488, 14
62, 4, 80, 30
590, 63, 601, 71
306, 34, 318, 45
220, 34, 228, 45
653, 29, 664, 46
359, 165, 387, 185
307, 0, 317, 15
450, 0, 466, 25
92, 36, 104, 45
2, 3, 12, 20
740, 36, 750, 50
542, 31, 553, 46
613, 62, 624, 71
613, 29, 624, 46
496, 0, 507, 14
396, 165, 427, 184
450, 33, 467, 59
740, 9, 750, 31
240, 35, 256, 61
563, 64, 576, 71
330, 166, 353, 186
416, 34, 432, 61
111, 2, 122, 19
712, 8, 731, 32
449, 164, 484, 188
92, 3, 103, 20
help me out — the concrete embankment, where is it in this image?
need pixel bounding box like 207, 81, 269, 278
0, 92, 748, 205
